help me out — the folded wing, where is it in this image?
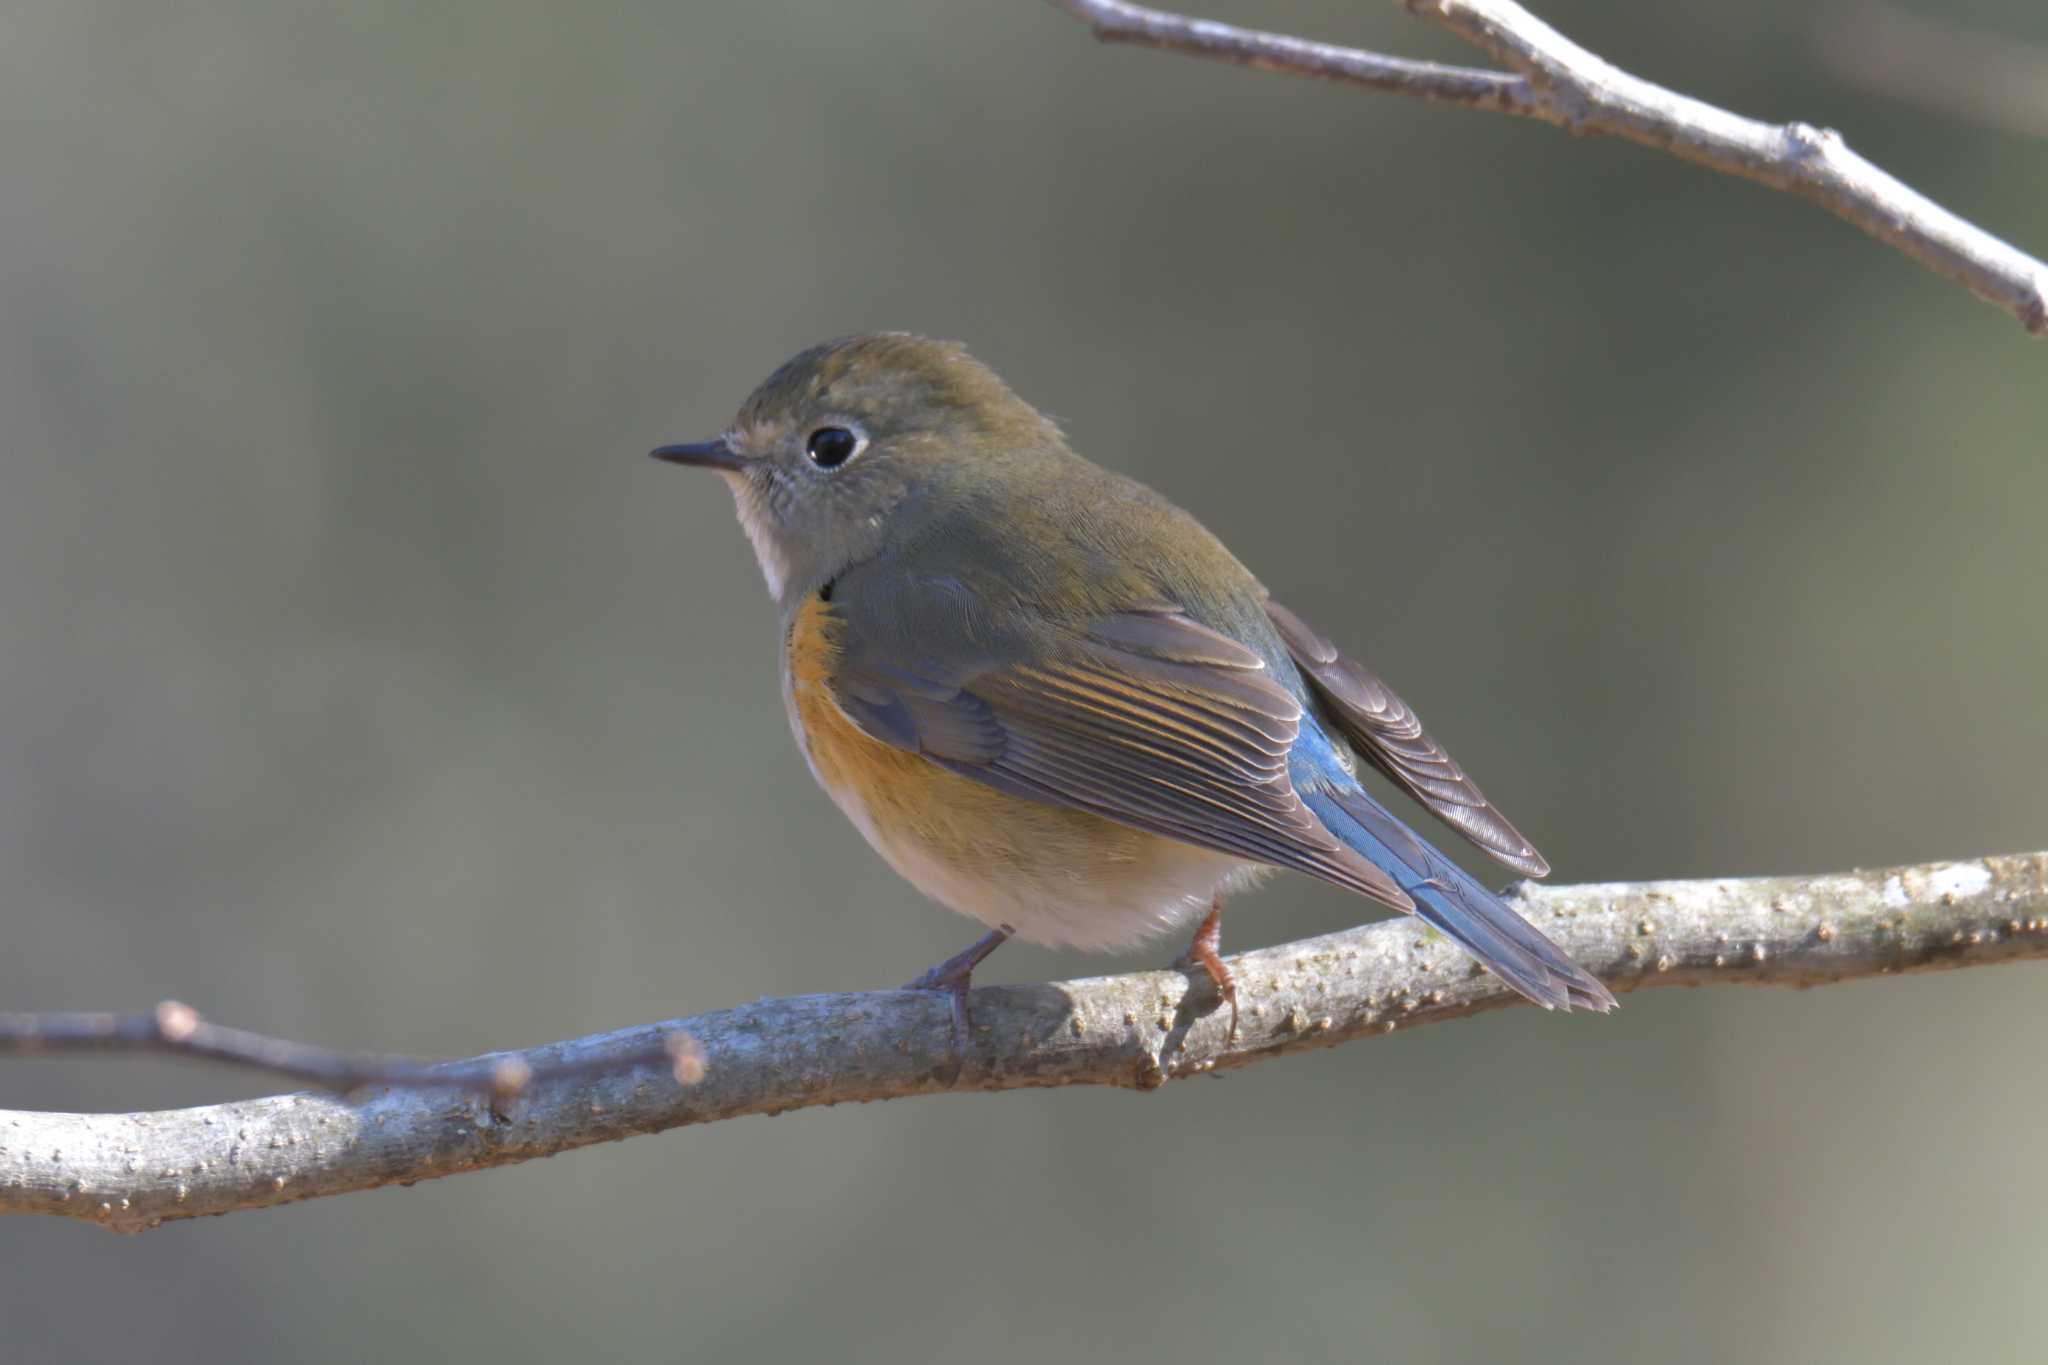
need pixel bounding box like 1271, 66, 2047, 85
1264, 599, 1551, 879
829, 605, 1415, 911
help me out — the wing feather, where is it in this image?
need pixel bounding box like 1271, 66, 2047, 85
1265, 599, 1551, 878
832, 607, 1413, 911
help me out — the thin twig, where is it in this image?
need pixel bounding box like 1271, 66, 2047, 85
1040, 0, 2048, 336
3, 850, 2043, 1234
0, 1001, 705, 1106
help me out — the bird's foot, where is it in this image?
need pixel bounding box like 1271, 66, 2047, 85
1176, 899, 1239, 1040
904, 925, 1013, 1085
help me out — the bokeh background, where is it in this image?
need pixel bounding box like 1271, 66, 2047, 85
3, 1, 2044, 1360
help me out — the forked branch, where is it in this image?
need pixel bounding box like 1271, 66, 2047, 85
3, 851, 2043, 1234
1042, 0, 2048, 335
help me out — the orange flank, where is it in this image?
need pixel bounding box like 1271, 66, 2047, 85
783, 591, 1236, 947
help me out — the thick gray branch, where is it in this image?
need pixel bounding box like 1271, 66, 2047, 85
4, 851, 2044, 1234
1042, 0, 2048, 336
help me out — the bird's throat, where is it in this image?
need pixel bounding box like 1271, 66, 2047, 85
724, 471, 791, 599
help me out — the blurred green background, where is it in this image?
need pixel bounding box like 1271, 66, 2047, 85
3, 0, 2044, 1360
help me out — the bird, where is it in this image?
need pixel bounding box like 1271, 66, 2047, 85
651, 333, 1614, 1063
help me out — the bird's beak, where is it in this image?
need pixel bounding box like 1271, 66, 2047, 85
649, 438, 745, 472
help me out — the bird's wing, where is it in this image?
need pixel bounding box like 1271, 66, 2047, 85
1263, 599, 1550, 878
826, 600, 1414, 911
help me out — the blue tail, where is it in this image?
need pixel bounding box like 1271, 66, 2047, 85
1292, 728, 1614, 1012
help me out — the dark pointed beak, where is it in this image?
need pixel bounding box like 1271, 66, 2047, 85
649, 438, 744, 472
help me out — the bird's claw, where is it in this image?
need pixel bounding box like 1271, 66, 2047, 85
903, 925, 1013, 1085
1177, 899, 1239, 1040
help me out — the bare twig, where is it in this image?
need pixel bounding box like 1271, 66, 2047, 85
1817, 3, 2048, 142
3, 851, 2043, 1234
0, 1002, 704, 1105
1041, 0, 2048, 336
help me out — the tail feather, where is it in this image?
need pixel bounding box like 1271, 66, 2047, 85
1301, 785, 1616, 1013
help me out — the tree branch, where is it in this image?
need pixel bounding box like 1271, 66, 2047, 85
0, 1001, 706, 1104
1041, 0, 2048, 336
4, 851, 2043, 1234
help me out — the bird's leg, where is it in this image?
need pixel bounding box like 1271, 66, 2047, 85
1178, 897, 1239, 1039
903, 924, 1013, 1084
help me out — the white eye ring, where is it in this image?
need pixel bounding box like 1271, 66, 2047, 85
804, 424, 867, 470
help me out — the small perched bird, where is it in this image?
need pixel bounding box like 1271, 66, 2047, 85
653, 334, 1613, 1053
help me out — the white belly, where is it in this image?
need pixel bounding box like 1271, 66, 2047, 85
845, 795, 1269, 952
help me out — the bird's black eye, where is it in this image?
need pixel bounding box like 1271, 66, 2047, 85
806, 426, 861, 469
